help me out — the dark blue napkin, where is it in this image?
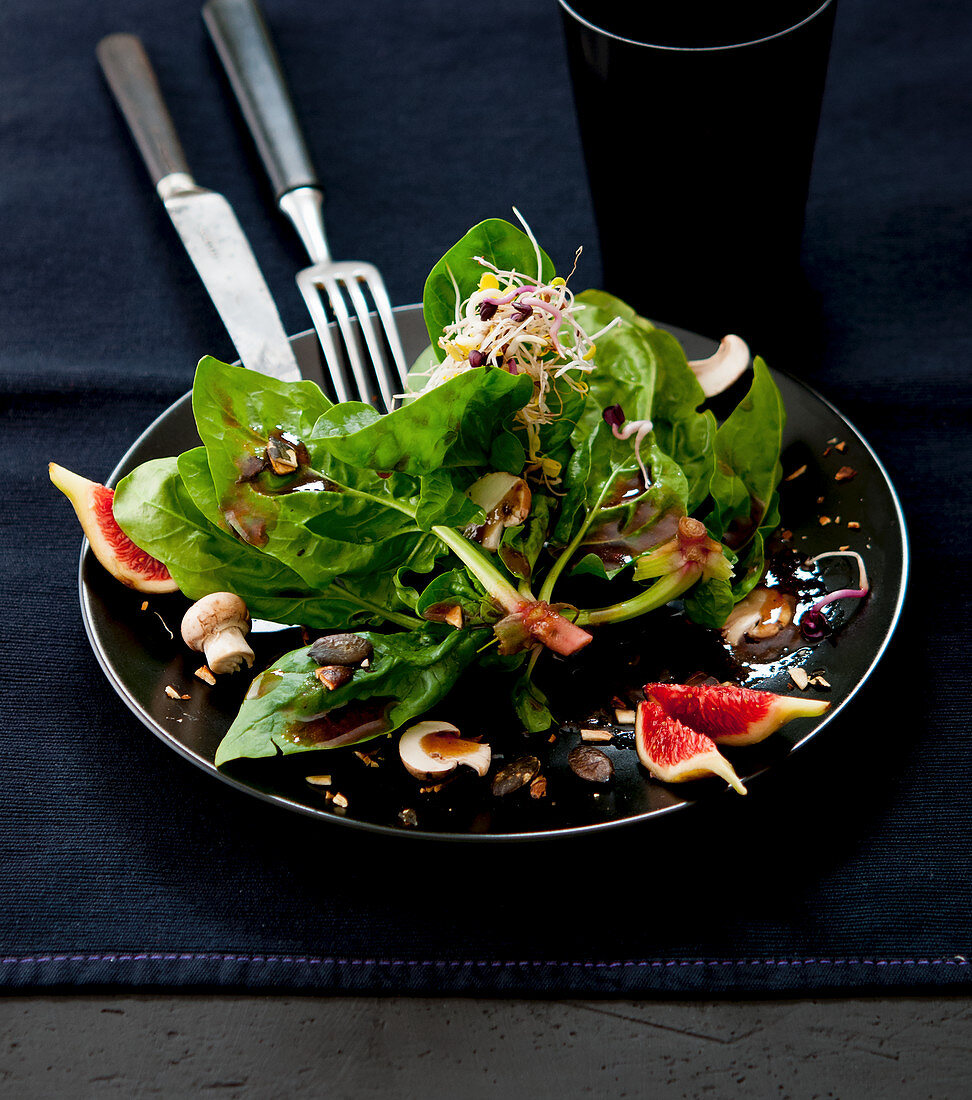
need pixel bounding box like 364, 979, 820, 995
1, 0, 969, 994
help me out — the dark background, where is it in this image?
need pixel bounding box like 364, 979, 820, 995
1, 0, 969, 994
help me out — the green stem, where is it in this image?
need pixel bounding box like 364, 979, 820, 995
431, 525, 530, 613
575, 565, 700, 626
332, 581, 422, 629
538, 473, 619, 604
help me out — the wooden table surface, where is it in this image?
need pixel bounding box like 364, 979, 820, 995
2, 995, 970, 1096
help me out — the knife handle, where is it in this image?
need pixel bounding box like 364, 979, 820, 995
202, 0, 319, 200
97, 34, 192, 188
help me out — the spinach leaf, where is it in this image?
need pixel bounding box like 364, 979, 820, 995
574, 291, 715, 509
512, 671, 554, 732
423, 219, 556, 355
553, 420, 688, 579
498, 493, 552, 583
312, 367, 533, 475
115, 454, 407, 629
416, 569, 497, 626
215, 625, 488, 765
705, 357, 786, 550
682, 576, 736, 629
190, 357, 423, 592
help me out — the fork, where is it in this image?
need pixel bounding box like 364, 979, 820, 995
202, 0, 408, 411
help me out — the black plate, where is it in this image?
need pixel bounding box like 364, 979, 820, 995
80, 307, 908, 840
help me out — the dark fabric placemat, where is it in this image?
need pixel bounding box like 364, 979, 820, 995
1, 0, 969, 995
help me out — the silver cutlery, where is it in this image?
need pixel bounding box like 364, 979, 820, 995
202, 0, 408, 410
97, 33, 302, 384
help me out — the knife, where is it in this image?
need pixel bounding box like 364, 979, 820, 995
96, 33, 301, 383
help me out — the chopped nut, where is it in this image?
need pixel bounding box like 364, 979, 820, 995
780, 529, 793, 541
580, 729, 614, 743
353, 750, 380, 768
331, 792, 348, 810
529, 776, 548, 799
818, 516, 832, 526
194, 665, 217, 686
140, 601, 149, 612
444, 605, 464, 629
548, 733, 557, 743
305, 774, 332, 787
266, 435, 300, 475
315, 665, 353, 690
817, 496, 825, 504
614, 708, 636, 725
419, 782, 448, 795
809, 674, 831, 689
835, 466, 857, 482
398, 807, 418, 827
834, 516, 841, 525
835, 441, 847, 452
784, 464, 807, 481
847, 521, 861, 530
789, 667, 810, 690
839, 545, 850, 552
164, 685, 182, 700
827, 437, 838, 445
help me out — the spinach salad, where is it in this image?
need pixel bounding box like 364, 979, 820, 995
111, 218, 787, 770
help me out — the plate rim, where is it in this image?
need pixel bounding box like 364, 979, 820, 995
79, 312, 910, 842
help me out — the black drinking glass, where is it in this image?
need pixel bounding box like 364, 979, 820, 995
559, 0, 838, 354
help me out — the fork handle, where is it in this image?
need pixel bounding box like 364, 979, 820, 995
202, 0, 319, 200
97, 34, 192, 187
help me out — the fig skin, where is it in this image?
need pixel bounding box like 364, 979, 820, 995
643, 683, 830, 747
49, 463, 178, 593
635, 701, 746, 794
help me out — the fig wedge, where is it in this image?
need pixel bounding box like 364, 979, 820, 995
49, 463, 178, 593
643, 683, 830, 747
635, 701, 747, 794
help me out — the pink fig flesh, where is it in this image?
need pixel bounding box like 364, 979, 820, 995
635, 701, 746, 795
643, 683, 830, 747
49, 463, 178, 593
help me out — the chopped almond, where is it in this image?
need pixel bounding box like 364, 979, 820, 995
847, 521, 861, 530
614, 708, 636, 725
784, 464, 807, 481
835, 466, 857, 482
195, 665, 217, 686
353, 750, 380, 768
305, 775, 332, 787
140, 601, 149, 612
580, 729, 613, 743
789, 667, 810, 690
818, 516, 832, 526
529, 776, 548, 799
835, 441, 847, 452
331, 793, 349, 809
817, 496, 825, 504
164, 685, 182, 700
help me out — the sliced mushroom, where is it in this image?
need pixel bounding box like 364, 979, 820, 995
463, 472, 531, 551
398, 721, 491, 781
688, 334, 750, 397
180, 592, 254, 674
722, 586, 794, 646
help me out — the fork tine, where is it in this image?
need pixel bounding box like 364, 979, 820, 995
296, 274, 352, 404
345, 276, 396, 412
324, 275, 373, 404
366, 275, 410, 390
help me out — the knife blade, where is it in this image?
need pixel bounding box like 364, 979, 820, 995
96, 33, 301, 383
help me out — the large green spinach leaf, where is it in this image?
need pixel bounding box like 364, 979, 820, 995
215, 626, 487, 765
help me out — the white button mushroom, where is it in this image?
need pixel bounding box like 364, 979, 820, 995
463, 473, 531, 551
398, 721, 491, 781
180, 592, 255, 674
688, 334, 751, 397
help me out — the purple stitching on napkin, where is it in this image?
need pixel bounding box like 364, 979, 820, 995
1, 954, 969, 968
